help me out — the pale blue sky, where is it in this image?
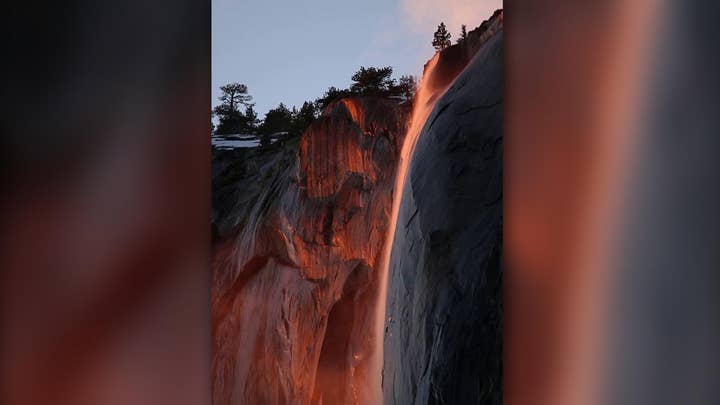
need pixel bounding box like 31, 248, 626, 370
212, 0, 502, 116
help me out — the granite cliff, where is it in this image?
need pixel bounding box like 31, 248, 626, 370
212, 97, 409, 404
382, 27, 503, 405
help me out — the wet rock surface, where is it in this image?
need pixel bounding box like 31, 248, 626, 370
382, 31, 503, 405
212, 98, 409, 405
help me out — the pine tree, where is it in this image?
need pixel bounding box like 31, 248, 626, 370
243, 104, 259, 133
458, 24, 468, 43
213, 82, 253, 134
394, 75, 417, 101
292, 101, 317, 136
432, 22, 452, 51
260, 103, 293, 138
217, 83, 252, 112
350, 66, 395, 96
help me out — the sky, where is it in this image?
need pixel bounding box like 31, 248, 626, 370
212, 0, 502, 116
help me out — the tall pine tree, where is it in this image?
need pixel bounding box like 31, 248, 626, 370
457, 24, 468, 43
214, 82, 254, 134
432, 22, 452, 51
243, 104, 259, 133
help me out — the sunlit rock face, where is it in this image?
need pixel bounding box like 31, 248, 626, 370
212, 97, 409, 405
382, 28, 503, 405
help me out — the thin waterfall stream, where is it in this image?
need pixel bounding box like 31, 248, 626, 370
369, 53, 454, 403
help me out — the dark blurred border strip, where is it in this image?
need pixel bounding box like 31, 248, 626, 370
506, 1, 720, 405
2, 1, 211, 405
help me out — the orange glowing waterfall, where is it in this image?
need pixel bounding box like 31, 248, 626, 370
369, 53, 452, 403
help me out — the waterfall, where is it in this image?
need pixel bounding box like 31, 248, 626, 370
369, 52, 452, 403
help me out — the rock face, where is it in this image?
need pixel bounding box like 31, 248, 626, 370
382, 30, 503, 405
212, 98, 409, 405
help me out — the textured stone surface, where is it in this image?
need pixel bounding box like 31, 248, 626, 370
212, 98, 409, 405
382, 31, 503, 405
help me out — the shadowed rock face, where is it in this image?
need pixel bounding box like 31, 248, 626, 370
382, 31, 503, 405
212, 97, 409, 405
